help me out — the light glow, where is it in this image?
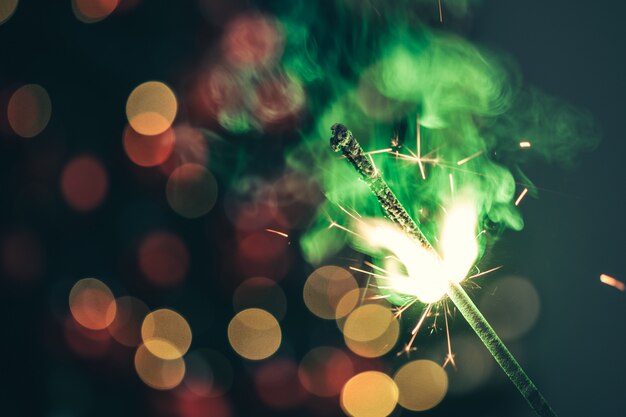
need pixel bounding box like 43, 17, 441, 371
357, 201, 478, 303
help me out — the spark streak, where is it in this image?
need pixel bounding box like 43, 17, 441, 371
416, 115, 427, 180
265, 228, 289, 238
515, 188, 529, 206
600, 274, 625, 292
520, 141, 532, 148
457, 150, 484, 166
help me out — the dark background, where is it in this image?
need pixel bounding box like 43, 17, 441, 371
1, 1, 624, 416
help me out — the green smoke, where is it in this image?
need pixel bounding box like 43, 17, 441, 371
270, 2, 597, 263
214, 2, 598, 267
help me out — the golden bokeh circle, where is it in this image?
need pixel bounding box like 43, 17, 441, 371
341, 371, 398, 417
227, 308, 281, 361
393, 359, 448, 411
69, 278, 116, 330
126, 81, 177, 136
7, 84, 51, 138
0, 0, 18, 25
303, 265, 358, 319
141, 309, 192, 360
134, 343, 185, 390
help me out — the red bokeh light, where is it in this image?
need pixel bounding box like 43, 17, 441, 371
1, 230, 45, 283
123, 125, 176, 167
64, 316, 112, 359
60, 155, 108, 212
222, 14, 284, 69
159, 125, 208, 176
254, 359, 308, 410
138, 231, 189, 287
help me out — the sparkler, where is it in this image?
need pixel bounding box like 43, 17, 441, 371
330, 123, 557, 417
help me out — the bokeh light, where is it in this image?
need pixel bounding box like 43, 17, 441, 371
138, 231, 189, 287
479, 276, 541, 341
253, 74, 305, 129
222, 14, 284, 69
341, 371, 398, 417
303, 266, 358, 319
298, 346, 354, 397
232, 277, 287, 321
72, 0, 119, 23
141, 309, 192, 360
1, 230, 45, 283
69, 278, 116, 330
0, 0, 18, 25
342, 304, 399, 358
166, 163, 218, 218
393, 359, 448, 411
7, 84, 51, 138
227, 308, 281, 360
135, 343, 185, 390
159, 124, 208, 175
60, 155, 108, 212
126, 81, 178, 136
446, 336, 494, 395
254, 358, 308, 409
106, 296, 149, 347
184, 349, 233, 398
123, 125, 176, 167
64, 316, 112, 359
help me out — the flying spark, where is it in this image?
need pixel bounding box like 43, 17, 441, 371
457, 150, 484, 166
514, 188, 528, 206
600, 274, 625, 292
265, 228, 289, 238
519, 141, 532, 148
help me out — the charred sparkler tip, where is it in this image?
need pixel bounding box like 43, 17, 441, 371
330, 123, 352, 152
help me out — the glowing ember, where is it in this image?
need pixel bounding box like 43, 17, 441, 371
600, 274, 625, 292
514, 188, 529, 206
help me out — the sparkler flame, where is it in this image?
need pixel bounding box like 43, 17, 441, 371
357, 200, 478, 303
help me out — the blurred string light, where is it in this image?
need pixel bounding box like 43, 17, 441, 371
141, 308, 192, 360
69, 278, 116, 330
227, 308, 281, 360
232, 277, 287, 321
342, 304, 400, 358
123, 125, 176, 167
64, 315, 113, 359
158, 124, 207, 175
303, 265, 358, 320
340, 371, 399, 417
393, 360, 448, 412
126, 81, 178, 136
7, 84, 51, 138
479, 276, 540, 341
222, 13, 284, 69
60, 155, 108, 212
106, 296, 149, 347
165, 163, 218, 218
72, 0, 119, 23
134, 343, 186, 390
254, 359, 309, 410
1, 229, 45, 283
190, 13, 305, 133
138, 231, 190, 287
298, 346, 354, 397
183, 349, 233, 398
0, 0, 18, 25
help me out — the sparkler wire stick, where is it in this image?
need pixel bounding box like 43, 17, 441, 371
330, 123, 557, 417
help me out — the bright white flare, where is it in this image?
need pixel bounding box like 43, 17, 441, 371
358, 202, 478, 303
